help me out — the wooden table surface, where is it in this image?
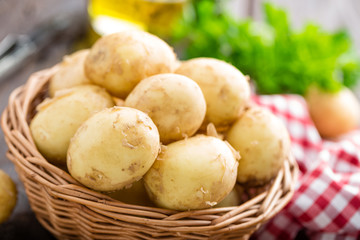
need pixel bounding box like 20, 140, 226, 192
0, 1, 88, 239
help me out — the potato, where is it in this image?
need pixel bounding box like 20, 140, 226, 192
305, 85, 360, 138
125, 73, 206, 144
49, 49, 91, 97
226, 106, 291, 186
112, 96, 125, 107
85, 30, 177, 98
67, 107, 160, 192
106, 179, 153, 206
144, 135, 239, 211
215, 188, 240, 208
0, 169, 17, 224
30, 85, 114, 165
175, 58, 251, 130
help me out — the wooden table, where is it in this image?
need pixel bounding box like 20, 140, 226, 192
0, 1, 87, 239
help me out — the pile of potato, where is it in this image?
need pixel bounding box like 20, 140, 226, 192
30, 30, 291, 211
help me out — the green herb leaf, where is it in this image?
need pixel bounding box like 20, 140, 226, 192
170, 0, 360, 95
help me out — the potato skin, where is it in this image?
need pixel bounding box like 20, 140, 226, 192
125, 73, 206, 144
226, 107, 291, 186
0, 169, 17, 224
85, 30, 177, 98
305, 86, 360, 138
215, 188, 240, 208
175, 58, 250, 129
67, 107, 160, 192
106, 179, 153, 206
144, 135, 238, 211
49, 49, 91, 97
30, 85, 114, 165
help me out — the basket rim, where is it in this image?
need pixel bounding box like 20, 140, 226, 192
1, 66, 299, 237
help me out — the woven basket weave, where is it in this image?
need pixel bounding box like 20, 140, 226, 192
1, 67, 299, 240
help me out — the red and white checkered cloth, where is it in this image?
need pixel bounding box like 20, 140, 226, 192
250, 94, 360, 240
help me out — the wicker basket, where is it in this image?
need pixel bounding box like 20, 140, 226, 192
1, 67, 299, 240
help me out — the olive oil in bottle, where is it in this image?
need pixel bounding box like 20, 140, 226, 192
88, 0, 186, 37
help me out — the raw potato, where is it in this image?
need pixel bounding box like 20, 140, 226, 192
226, 106, 291, 186
125, 73, 206, 144
215, 188, 240, 208
67, 107, 160, 192
305, 85, 360, 138
49, 49, 91, 97
144, 135, 239, 211
175, 58, 251, 129
107, 179, 153, 206
112, 96, 125, 107
0, 169, 17, 224
85, 30, 177, 98
30, 85, 114, 165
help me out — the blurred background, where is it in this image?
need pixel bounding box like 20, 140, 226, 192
230, 0, 360, 50
2, 0, 360, 48
0, 0, 359, 239
1, 0, 359, 95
